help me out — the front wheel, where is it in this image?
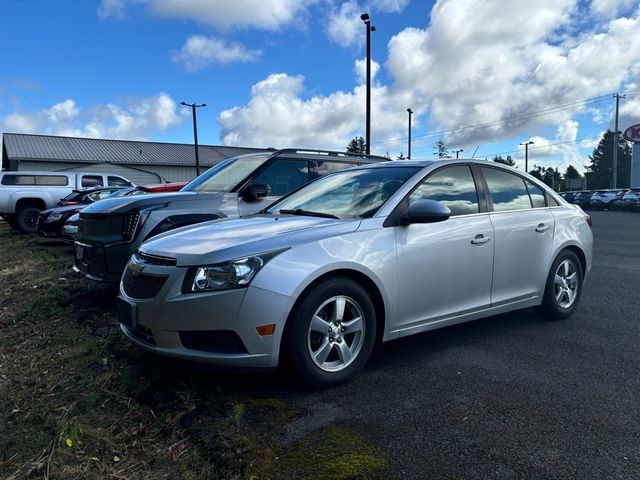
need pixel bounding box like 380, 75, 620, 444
284, 278, 377, 388
536, 250, 583, 320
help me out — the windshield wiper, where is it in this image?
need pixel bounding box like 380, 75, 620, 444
279, 209, 339, 219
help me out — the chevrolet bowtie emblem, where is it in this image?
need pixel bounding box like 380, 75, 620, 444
129, 259, 145, 276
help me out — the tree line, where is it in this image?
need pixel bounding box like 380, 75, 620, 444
346, 129, 634, 191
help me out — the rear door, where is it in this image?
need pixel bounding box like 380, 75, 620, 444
479, 166, 555, 305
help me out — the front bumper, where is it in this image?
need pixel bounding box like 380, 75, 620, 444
74, 241, 135, 283
117, 261, 292, 368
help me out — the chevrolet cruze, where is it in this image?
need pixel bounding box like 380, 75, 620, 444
117, 159, 593, 387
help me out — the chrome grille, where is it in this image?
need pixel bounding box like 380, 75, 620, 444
122, 267, 168, 299
135, 251, 177, 266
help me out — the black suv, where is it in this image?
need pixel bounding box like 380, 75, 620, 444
74, 149, 388, 282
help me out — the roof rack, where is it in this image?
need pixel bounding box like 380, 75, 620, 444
271, 148, 388, 161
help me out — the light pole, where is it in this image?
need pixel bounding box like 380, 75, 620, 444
519, 141, 534, 172
612, 93, 625, 189
454, 149, 464, 159
181, 101, 206, 176
407, 108, 413, 159
361, 13, 375, 155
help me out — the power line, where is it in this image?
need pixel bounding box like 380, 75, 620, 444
372, 92, 623, 147
479, 134, 604, 158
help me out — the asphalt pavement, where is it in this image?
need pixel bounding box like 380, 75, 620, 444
273, 211, 640, 479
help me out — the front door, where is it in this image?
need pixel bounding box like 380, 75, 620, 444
395, 165, 494, 331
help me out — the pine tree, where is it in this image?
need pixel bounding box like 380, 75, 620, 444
397, 151, 406, 160
346, 136, 366, 155
493, 155, 516, 167
434, 139, 450, 158
585, 130, 631, 188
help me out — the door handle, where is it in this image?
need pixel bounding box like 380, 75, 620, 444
535, 223, 550, 233
471, 234, 491, 245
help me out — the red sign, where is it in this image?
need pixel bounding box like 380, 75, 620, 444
623, 124, 640, 143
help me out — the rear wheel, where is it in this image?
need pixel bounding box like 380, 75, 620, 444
536, 250, 583, 320
284, 278, 376, 388
15, 207, 41, 233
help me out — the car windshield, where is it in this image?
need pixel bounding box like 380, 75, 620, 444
182, 155, 270, 193
267, 166, 420, 219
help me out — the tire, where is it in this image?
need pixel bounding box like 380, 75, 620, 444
536, 250, 583, 320
15, 207, 41, 233
283, 277, 377, 388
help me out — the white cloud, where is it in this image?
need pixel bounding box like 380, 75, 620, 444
2, 93, 184, 140
590, 0, 636, 18
217, 73, 407, 149
215, 1, 640, 160
98, 0, 128, 19
99, 0, 312, 30
171, 35, 261, 72
354, 58, 380, 84
368, 0, 409, 13
327, 1, 364, 48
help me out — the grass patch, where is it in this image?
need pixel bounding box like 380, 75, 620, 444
0, 225, 391, 479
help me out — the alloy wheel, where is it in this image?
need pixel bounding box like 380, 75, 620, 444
307, 295, 366, 372
554, 259, 579, 308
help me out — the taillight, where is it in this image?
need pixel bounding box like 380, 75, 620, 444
585, 213, 592, 228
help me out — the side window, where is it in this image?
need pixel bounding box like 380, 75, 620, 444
547, 195, 560, 207
525, 180, 546, 208
252, 160, 310, 196
315, 161, 356, 177
409, 166, 479, 216
1, 175, 35, 185
108, 176, 131, 187
81, 175, 103, 187
35, 175, 68, 186
482, 168, 532, 212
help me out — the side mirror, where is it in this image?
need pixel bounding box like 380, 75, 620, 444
400, 199, 451, 225
242, 183, 271, 201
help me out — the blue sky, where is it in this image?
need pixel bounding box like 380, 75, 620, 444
1, 0, 640, 173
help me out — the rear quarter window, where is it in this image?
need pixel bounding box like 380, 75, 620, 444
1, 174, 68, 186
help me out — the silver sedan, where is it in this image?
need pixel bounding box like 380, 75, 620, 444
117, 159, 593, 387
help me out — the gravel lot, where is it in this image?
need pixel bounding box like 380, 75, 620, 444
272, 210, 640, 479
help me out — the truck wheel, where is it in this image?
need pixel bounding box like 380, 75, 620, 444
16, 207, 41, 233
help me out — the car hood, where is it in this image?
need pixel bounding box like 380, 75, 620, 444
80, 191, 222, 215
141, 215, 361, 266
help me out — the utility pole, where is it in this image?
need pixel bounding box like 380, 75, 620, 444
407, 108, 413, 159
613, 93, 625, 189
181, 101, 206, 176
361, 13, 375, 155
519, 141, 534, 172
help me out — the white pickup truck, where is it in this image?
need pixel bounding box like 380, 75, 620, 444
0, 171, 134, 232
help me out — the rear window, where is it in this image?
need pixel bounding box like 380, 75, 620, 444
1, 174, 68, 186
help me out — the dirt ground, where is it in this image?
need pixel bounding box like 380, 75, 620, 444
0, 225, 389, 480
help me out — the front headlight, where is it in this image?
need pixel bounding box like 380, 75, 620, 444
47, 212, 63, 222
186, 251, 285, 293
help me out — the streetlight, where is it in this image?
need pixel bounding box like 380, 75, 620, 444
454, 148, 464, 159
181, 101, 207, 176
519, 141, 534, 172
361, 12, 375, 155
407, 108, 413, 159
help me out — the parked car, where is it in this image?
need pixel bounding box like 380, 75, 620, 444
621, 188, 640, 210
589, 189, 618, 210
62, 213, 80, 244
560, 192, 577, 203
75, 149, 387, 283
57, 186, 131, 207
57, 183, 186, 243
610, 190, 627, 210
572, 191, 593, 209
117, 159, 593, 387
0, 171, 134, 232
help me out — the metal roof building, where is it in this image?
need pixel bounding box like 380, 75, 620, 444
1, 133, 272, 185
